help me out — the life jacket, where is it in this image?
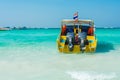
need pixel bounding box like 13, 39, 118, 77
88, 27, 94, 35
61, 25, 66, 35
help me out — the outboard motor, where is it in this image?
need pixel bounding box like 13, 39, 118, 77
78, 32, 87, 51
66, 32, 74, 51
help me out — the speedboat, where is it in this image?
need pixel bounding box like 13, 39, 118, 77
57, 19, 97, 53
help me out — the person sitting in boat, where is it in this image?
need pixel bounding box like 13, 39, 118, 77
88, 27, 94, 35
61, 24, 66, 35
75, 29, 79, 44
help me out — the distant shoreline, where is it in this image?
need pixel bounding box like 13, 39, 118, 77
0, 27, 120, 31
31, 27, 120, 29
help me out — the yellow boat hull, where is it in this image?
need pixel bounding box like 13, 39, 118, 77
57, 36, 97, 53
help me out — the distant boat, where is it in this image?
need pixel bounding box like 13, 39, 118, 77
57, 19, 97, 53
0, 27, 10, 31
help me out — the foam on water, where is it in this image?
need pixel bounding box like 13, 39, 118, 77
67, 71, 117, 80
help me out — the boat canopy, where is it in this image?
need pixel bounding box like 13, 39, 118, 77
61, 19, 94, 27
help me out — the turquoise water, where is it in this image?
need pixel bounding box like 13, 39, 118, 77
0, 29, 120, 80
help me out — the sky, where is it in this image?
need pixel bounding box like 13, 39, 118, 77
0, 0, 120, 28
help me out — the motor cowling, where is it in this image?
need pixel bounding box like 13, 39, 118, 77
66, 32, 74, 51
78, 32, 87, 51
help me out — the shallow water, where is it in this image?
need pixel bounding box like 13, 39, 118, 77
0, 28, 120, 80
